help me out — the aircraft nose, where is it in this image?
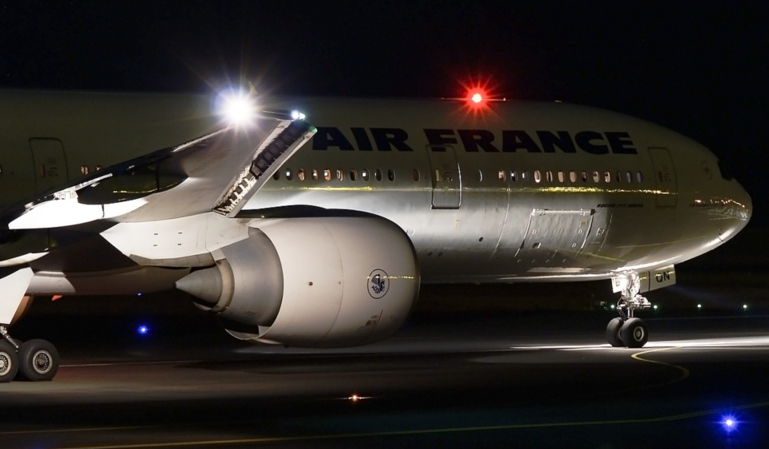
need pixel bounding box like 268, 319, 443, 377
736, 180, 752, 225
719, 178, 752, 242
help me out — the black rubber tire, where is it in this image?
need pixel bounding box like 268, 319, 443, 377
619, 317, 649, 348
18, 339, 59, 381
606, 317, 625, 347
0, 340, 19, 382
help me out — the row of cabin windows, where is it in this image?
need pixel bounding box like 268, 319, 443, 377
275, 168, 644, 185
273, 168, 644, 184
273, 168, 399, 182
80, 165, 103, 175
497, 169, 644, 184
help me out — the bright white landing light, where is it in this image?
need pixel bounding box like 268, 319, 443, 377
221, 93, 256, 127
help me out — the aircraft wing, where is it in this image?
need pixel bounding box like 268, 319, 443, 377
7, 116, 315, 230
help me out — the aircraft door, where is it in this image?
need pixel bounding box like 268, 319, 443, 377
29, 138, 69, 195
426, 145, 461, 209
649, 147, 677, 207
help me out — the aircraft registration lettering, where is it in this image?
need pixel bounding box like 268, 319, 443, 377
313, 127, 637, 154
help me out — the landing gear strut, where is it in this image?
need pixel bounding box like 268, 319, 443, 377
606, 271, 651, 348
0, 326, 59, 382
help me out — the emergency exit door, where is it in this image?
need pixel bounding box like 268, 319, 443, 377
426, 145, 461, 209
29, 138, 68, 195
648, 147, 677, 207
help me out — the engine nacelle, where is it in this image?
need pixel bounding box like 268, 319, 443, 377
176, 216, 420, 348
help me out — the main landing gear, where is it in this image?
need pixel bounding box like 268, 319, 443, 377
0, 325, 59, 382
606, 271, 652, 348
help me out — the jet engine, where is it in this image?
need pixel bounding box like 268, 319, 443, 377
176, 216, 420, 347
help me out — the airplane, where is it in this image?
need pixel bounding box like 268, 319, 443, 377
0, 88, 751, 382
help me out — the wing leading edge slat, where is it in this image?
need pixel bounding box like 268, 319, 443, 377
213, 120, 315, 217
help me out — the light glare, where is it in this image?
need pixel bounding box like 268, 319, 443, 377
720, 414, 739, 434
221, 92, 255, 127
466, 88, 488, 109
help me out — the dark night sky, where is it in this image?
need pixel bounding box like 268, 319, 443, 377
2, 1, 768, 225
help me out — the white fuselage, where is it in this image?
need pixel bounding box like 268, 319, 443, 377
245, 99, 751, 283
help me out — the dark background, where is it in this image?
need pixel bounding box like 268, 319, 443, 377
2, 1, 767, 226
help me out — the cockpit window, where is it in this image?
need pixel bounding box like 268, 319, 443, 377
717, 160, 733, 181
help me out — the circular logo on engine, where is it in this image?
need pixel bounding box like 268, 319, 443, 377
368, 269, 389, 299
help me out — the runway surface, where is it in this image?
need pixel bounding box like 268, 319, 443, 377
2, 307, 769, 449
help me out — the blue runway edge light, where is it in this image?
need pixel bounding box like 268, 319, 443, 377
720, 414, 739, 433
137, 325, 150, 336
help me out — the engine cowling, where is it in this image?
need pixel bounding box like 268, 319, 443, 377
176, 215, 420, 348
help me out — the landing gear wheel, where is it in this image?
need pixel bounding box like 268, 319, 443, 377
18, 339, 59, 381
606, 317, 625, 347
619, 318, 648, 348
0, 340, 19, 382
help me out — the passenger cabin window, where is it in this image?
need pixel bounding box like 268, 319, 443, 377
361, 169, 369, 181
498, 170, 505, 182
323, 169, 331, 181
546, 171, 553, 183
582, 171, 588, 182
273, 171, 280, 180
626, 171, 632, 183
336, 169, 344, 181
510, 170, 516, 182
350, 169, 357, 181
374, 169, 382, 181
557, 171, 565, 183
569, 171, 577, 183
80, 165, 89, 175
604, 171, 611, 183
637, 171, 643, 183
412, 169, 420, 182
592, 171, 600, 183
311, 169, 319, 181
298, 169, 306, 181
534, 170, 541, 183
388, 169, 395, 181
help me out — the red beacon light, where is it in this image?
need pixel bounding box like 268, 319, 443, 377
465, 88, 490, 110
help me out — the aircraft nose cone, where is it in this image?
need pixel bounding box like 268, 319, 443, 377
720, 179, 752, 242
738, 182, 753, 223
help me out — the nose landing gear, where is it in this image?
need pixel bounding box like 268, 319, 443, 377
606, 271, 652, 348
